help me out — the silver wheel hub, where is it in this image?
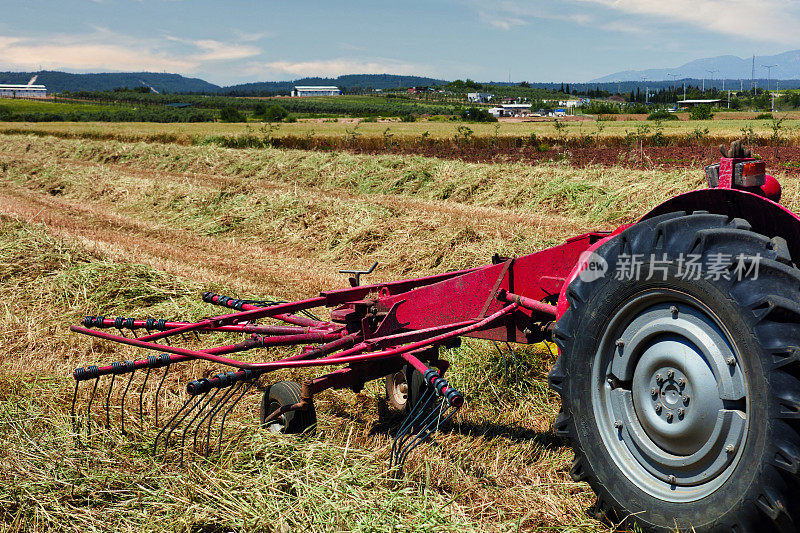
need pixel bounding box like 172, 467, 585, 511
593, 291, 748, 502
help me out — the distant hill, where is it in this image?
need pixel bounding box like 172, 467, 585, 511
222, 74, 447, 94
0, 71, 447, 95
592, 50, 800, 82
0, 71, 220, 94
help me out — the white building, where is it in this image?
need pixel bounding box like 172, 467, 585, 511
490, 103, 532, 117
291, 86, 341, 97
0, 84, 47, 98
467, 92, 494, 103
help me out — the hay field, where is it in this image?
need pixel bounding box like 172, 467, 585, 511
1, 132, 799, 532
2, 115, 800, 144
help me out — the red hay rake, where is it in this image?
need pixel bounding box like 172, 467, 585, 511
71, 142, 800, 532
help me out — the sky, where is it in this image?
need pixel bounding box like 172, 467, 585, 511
1, 0, 799, 85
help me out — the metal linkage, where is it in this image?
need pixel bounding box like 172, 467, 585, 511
390, 368, 464, 476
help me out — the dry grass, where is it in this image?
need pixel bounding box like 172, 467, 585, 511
3, 132, 797, 532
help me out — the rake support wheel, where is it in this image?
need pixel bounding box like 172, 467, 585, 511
550, 211, 800, 532
385, 365, 426, 413
260, 381, 316, 435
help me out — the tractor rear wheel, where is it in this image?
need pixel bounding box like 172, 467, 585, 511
260, 381, 316, 434
550, 211, 800, 532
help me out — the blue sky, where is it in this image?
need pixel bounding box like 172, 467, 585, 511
1, 0, 799, 85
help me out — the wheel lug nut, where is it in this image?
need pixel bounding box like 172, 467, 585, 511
677, 408, 685, 417
667, 370, 674, 379
725, 444, 736, 454
614, 420, 623, 429
670, 306, 679, 315
615, 338, 624, 348
669, 475, 677, 484
650, 387, 657, 396
654, 404, 662, 413
678, 378, 686, 387
655, 374, 663, 383
683, 395, 690, 404
666, 412, 674, 421
726, 356, 736, 366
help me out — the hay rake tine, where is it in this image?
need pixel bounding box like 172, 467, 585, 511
86, 376, 100, 438
204, 382, 244, 457
196, 383, 241, 457
154, 364, 170, 428
70, 380, 80, 437
216, 380, 255, 455
104, 374, 116, 428
139, 366, 152, 427
161, 392, 208, 459
395, 402, 459, 471
390, 387, 435, 469
153, 393, 194, 455
119, 368, 136, 435
179, 388, 221, 466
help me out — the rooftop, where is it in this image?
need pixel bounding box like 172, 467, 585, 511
678, 99, 721, 104
294, 86, 340, 90
0, 84, 46, 89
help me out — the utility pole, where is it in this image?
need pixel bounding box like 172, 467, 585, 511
706, 69, 718, 93
667, 73, 677, 103
763, 64, 776, 111
641, 75, 648, 104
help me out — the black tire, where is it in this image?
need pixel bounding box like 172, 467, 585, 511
549, 211, 800, 532
384, 365, 426, 413
260, 381, 316, 434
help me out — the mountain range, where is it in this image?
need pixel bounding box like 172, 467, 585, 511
0, 71, 446, 94
592, 50, 800, 82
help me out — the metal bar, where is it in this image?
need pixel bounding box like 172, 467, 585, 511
498, 290, 557, 316
70, 304, 518, 371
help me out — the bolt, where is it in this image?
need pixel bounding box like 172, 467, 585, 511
677, 408, 685, 417
726, 356, 736, 366
615, 338, 624, 348
655, 404, 662, 413
678, 378, 686, 387
667, 412, 674, 421
683, 395, 690, 405
650, 387, 658, 396
669, 475, 677, 484
607, 378, 615, 387
725, 444, 736, 454
667, 370, 674, 379
614, 420, 623, 429
670, 305, 679, 315
655, 373, 663, 383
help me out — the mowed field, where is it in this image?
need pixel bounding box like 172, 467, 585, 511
2, 130, 800, 532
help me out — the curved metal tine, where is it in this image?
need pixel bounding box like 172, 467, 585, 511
196, 383, 240, 457
391, 387, 435, 467
104, 374, 116, 429
393, 388, 435, 449
139, 367, 152, 427
162, 392, 208, 460
70, 380, 81, 438
215, 381, 255, 456
505, 341, 519, 382
152, 393, 193, 455
394, 399, 445, 465
119, 370, 136, 436
204, 382, 243, 458
154, 365, 170, 428
179, 388, 220, 466
396, 401, 459, 468
86, 377, 100, 438
493, 341, 509, 384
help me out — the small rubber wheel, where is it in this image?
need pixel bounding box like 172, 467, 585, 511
550, 211, 800, 532
260, 381, 316, 434
384, 365, 426, 413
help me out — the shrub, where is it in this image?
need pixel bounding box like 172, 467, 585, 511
219, 106, 246, 122
647, 110, 678, 121
583, 102, 621, 115
0, 105, 10, 120
689, 105, 714, 120
263, 105, 289, 122
459, 107, 498, 122
400, 113, 416, 122
755, 113, 773, 120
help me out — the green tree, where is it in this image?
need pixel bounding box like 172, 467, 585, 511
219, 106, 246, 122
689, 104, 714, 120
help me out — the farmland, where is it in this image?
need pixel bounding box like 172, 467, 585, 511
1, 125, 799, 532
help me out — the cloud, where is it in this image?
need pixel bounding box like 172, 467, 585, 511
578, 0, 800, 45
0, 30, 262, 73
248, 58, 431, 78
